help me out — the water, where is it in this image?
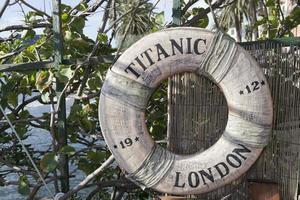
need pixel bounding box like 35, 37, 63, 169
0, 97, 94, 199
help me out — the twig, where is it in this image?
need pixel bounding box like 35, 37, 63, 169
1, 116, 48, 124
56, 0, 146, 112
17, 1, 26, 20
114, 0, 142, 57
86, 179, 137, 200
15, 94, 41, 113
75, 0, 112, 98
182, 0, 198, 15
18, 0, 51, 18
0, 155, 39, 178
114, 188, 125, 200
207, 0, 219, 30
74, 91, 101, 100
103, 6, 136, 33
115, 17, 133, 56
27, 176, 60, 200
148, 0, 161, 18
0, 22, 51, 33
59, 155, 115, 200
68, 0, 106, 26
108, 0, 117, 45
0, 46, 26, 60
55, 63, 85, 113
99, 0, 112, 33
183, 0, 226, 26
0, 0, 10, 19
277, 0, 285, 22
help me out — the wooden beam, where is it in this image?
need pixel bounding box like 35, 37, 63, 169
0, 61, 53, 72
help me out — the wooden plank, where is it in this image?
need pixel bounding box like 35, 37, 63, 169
0, 61, 53, 72
52, 0, 69, 192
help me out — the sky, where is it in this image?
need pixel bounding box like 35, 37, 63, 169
0, 0, 209, 40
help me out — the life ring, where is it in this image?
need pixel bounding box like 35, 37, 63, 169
99, 28, 273, 195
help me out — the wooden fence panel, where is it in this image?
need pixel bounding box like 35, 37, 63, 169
167, 41, 300, 199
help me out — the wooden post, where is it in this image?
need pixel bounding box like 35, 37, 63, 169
52, 0, 69, 193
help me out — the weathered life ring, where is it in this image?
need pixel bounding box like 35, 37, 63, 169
99, 28, 273, 195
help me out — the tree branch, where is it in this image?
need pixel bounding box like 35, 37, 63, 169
27, 176, 59, 200
55, 1, 146, 110
15, 94, 41, 113
0, 0, 10, 19
18, 0, 51, 18
0, 46, 26, 60
183, 0, 225, 26
0, 22, 51, 33
0, 155, 39, 179
0, 61, 53, 72
59, 155, 115, 200
68, 0, 106, 26
86, 179, 137, 200
103, 6, 136, 33
182, 0, 198, 15
75, 0, 112, 98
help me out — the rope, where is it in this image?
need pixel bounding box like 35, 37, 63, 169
125, 145, 175, 189
0, 105, 55, 198
101, 70, 154, 110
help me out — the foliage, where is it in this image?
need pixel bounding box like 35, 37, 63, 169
0, 0, 299, 199
216, 0, 300, 41
0, 1, 161, 199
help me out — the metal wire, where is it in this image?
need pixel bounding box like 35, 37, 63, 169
0, 105, 55, 198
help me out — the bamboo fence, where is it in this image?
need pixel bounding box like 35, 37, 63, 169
167, 40, 300, 199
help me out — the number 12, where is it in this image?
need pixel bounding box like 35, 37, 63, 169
245, 81, 260, 94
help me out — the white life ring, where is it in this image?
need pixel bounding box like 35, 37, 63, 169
99, 28, 273, 195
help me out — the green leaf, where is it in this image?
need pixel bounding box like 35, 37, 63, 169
36, 71, 52, 92
71, 17, 85, 33
40, 153, 58, 172
75, 3, 88, 11
155, 11, 165, 26
70, 133, 77, 143
61, 13, 69, 22
41, 91, 51, 103
68, 103, 82, 121
61, 145, 76, 156
78, 158, 93, 174
15, 125, 27, 138
191, 8, 209, 28
87, 151, 105, 163
80, 117, 93, 132
61, 4, 72, 12
198, 16, 209, 28
2, 80, 15, 98
21, 29, 36, 40
18, 175, 30, 196
266, 0, 275, 7
7, 92, 18, 107
97, 33, 108, 43
64, 30, 73, 41
19, 110, 30, 119
72, 38, 90, 52
57, 67, 74, 83
87, 78, 100, 90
